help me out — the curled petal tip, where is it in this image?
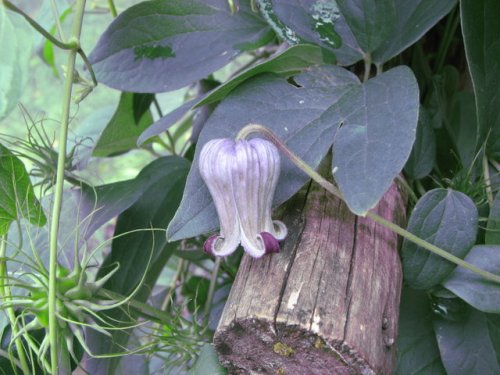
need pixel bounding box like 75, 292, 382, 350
203, 235, 218, 256
261, 232, 281, 254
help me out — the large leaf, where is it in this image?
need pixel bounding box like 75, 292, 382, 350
93, 93, 154, 157
79, 156, 189, 239
336, 0, 395, 53
434, 308, 500, 375
331, 66, 419, 214
394, 287, 446, 375
405, 107, 436, 180
258, 0, 455, 66
443, 245, 500, 313
461, 0, 500, 157
401, 188, 478, 290
0, 144, 46, 235
0, 8, 33, 120
89, 0, 273, 93
167, 67, 358, 240
102, 156, 189, 294
137, 44, 328, 145
85, 156, 189, 375
486, 194, 500, 244
167, 65, 418, 240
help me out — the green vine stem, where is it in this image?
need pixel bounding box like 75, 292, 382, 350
0, 235, 30, 375
236, 124, 500, 285
107, 0, 118, 17
2, 0, 97, 88
46, 0, 87, 373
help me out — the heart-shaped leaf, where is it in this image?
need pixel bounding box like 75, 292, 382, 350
168, 65, 418, 240
89, 0, 273, 93
402, 188, 478, 290
443, 245, 500, 313
168, 66, 359, 240
332, 66, 419, 214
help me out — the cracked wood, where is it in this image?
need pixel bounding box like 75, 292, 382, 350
214, 174, 406, 375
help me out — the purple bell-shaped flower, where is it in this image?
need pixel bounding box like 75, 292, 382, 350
199, 138, 287, 258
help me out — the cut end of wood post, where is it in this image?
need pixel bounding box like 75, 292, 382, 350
215, 318, 379, 375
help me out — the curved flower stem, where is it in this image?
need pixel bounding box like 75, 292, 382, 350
47, 1, 87, 373
237, 124, 500, 285
0, 235, 30, 375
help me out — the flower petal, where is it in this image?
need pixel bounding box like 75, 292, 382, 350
199, 139, 240, 257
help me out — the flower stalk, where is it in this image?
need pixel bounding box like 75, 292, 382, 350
236, 123, 500, 285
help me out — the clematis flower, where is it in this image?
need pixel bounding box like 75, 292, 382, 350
199, 137, 287, 258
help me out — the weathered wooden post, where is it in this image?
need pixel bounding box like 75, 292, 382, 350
214, 175, 406, 374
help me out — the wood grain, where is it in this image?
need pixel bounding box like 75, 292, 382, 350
214, 177, 406, 375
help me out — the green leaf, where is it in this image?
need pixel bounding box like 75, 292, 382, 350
443, 245, 500, 313
258, 0, 456, 65
336, 0, 396, 53
0, 8, 33, 120
331, 66, 419, 215
486, 313, 500, 364
137, 44, 328, 145
190, 343, 226, 375
405, 108, 436, 179
196, 44, 327, 107
102, 156, 190, 295
448, 91, 478, 168
395, 287, 446, 375
168, 65, 418, 240
181, 276, 210, 313
402, 188, 478, 290
0, 144, 46, 235
461, 0, 500, 158
167, 67, 359, 240
372, 0, 457, 64
486, 193, 500, 245
93, 92, 154, 157
79, 156, 189, 238
89, 0, 273, 93
434, 308, 500, 375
